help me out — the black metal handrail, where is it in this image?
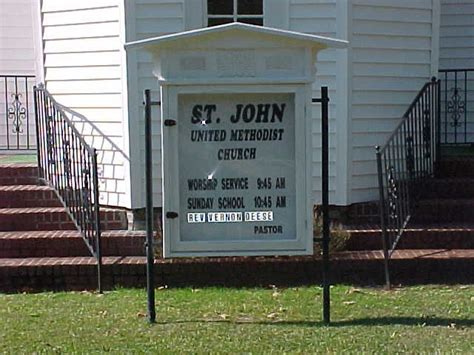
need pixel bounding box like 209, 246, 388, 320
375, 77, 440, 287
34, 85, 102, 292
1, 75, 36, 150
439, 69, 473, 145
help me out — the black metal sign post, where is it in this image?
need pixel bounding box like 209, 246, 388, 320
313, 86, 330, 325
321, 87, 330, 325
144, 89, 157, 324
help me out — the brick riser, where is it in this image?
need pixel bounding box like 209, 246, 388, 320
0, 177, 39, 186
346, 228, 474, 250
0, 251, 472, 292
0, 186, 62, 208
412, 199, 474, 224
0, 208, 127, 231
0, 231, 145, 258
437, 158, 474, 178
0, 165, 38, 185
421, 178, 474, 199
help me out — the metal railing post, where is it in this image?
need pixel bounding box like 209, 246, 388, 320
92, 150, 103, 293
376, 147, 391, 288
436, 79, 441, 173
33, 86, 43, 178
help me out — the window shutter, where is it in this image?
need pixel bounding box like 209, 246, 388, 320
264, 0, 289, 30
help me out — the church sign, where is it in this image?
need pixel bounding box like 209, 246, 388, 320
125, 23, 346, 257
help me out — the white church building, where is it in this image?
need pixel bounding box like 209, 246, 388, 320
0, 0, 473, 214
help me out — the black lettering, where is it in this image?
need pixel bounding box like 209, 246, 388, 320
187, 178, 218, 191
255, 104, 271, 123
191, 130, 227, 142
217, 148, 256, 160
242, 104, 256, 123
276, 196, 286, 208
218, 197, 245, 209
187, 197, 214, 210
254, 226, 283, 234
277, 128, 284, 140
230, 104, 243, 123
191, 105, 202, 124
203, 104, 216, 124
228, 129, 284, 142
221, 178, 249, 190
271, 103, 286, 122
276, 177, 286, 189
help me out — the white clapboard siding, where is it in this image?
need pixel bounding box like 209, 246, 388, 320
42, 6, 119, 26
126, 0, 185, 208
41, 0, 118, 12
439, 0, 474, 69
289, 0, 338, 203
45, 66, 122, 81
44, 38, 121, 54
42, 0, 129, 207
351, 0, 433, 203
0, 0, 36, 75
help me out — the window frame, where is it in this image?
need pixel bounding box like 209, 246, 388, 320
205, 0, 264, 27
183, 0, 289, 31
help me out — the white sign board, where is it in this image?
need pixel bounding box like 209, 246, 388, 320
162, 88, 311, 257
180, 92, 295, 236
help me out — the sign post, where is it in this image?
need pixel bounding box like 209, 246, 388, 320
144, 89, 156, 324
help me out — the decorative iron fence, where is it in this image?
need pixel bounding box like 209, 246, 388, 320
439, 69, 474, 145
375, 78, 440, 287
0, 75, 36, 150
34, 85, 103, 291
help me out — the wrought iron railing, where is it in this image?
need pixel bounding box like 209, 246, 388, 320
1, 75, 36, 150
439, 69, 473, 145
375, 77, 440, 286
34, 85, 103, 291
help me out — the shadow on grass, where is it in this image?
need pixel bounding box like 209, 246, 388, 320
154, 317, 473, 328
311, 317, 472, 328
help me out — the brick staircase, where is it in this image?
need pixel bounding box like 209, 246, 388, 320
1, 160, 472, 292
344, 155, 474, 284
0, 163, 146, 292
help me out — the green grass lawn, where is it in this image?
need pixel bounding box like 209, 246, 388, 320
1, 285, 472, 353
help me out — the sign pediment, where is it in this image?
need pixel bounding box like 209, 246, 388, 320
125, 23, 347, 84
125, 22, 347, 52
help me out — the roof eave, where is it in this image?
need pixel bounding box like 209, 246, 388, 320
124, 22, 348, 51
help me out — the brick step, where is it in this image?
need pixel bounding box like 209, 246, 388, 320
1, 249, 472, 291
0, 230, 145, 258
421, 178, 474, 199
412, 199, 474, 223
0, 164, 38, 185
345, 225, 474, 250
0, 207, 128, 231
0, 185, 62, 208
436, 157, 474, 178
